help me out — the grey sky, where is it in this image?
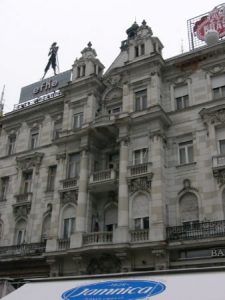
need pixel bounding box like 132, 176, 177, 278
0, 0, 221, 112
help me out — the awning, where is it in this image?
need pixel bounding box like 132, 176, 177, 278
2, 269, 225, 300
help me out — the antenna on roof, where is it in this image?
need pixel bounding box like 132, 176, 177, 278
0, 85, 5, 116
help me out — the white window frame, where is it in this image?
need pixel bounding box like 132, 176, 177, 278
211, 74, 225, 99
135, 89, 147, 111
0, 177, 9, 201
134, 216, 149, 230
8, 135, 16, 155
22, 171, 32, 194
133, 148, 148, 165
174, 85, 189, 110
30, 128, 39, 149
63, 217, 75, 239
68, 153, 80, 178
47, 165, 57, 192
178, 141, 194, 165
73, 113, 83, 129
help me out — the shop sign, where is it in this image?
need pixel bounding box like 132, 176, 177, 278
62, 280, 166, 300
211, 248, 225, 257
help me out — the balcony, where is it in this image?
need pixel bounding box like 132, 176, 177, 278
83, 232, 113, 245
89, 169, 117, 184
130, 229, 149, 242
0, 242, 46, 257
128, 162, 152, 177
14, 192, 32, 203
61, 178, 78, 190
167, 220, 225, 241
57, 238, 70, 250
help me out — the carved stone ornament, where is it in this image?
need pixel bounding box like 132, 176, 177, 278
60, 191, 78, 205
200, 106, 225, 125
16, 152, 44, 174
128, 174, 153, 194
56, 152, 66, 161
178, 178, 198, 195
13, 203, 31, 218
213, 169, 225, 186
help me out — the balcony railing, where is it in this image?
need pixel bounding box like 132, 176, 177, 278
83, 232, 113, 245
14, 192, 32, 203
89, 169, 117, 184
58, 238, 70, 250
212, 154, 225, 169
61, 178, 78, 189
0, 242, 46, 257
130, 229, 149, 242
167, 220, 225, 241
128, 163, 152, 177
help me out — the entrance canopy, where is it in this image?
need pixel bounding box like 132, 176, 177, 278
2, 269, 225, 300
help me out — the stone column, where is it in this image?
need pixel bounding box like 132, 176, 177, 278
71, 148, 89, 248
46, 152, 66, 252
150, 132, 166, 241
114, 137, 129, 243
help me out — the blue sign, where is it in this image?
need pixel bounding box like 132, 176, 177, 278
62, 280, 166, 300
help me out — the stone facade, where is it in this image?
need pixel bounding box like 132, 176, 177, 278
1, 21, 225, 279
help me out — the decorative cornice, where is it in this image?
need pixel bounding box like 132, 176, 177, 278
16, 152, 44, 174
56, 152, 67, 161
200, 105, 225, 125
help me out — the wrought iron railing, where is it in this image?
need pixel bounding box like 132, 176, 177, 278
130, 229, 149, 242
167, 220, 225, 241
0, 242, 46, 257
83, 232, 113, 245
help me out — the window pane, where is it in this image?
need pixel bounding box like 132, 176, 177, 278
179, 148, 186, 164
187, 146, 194, 163
219, 140, 225, 154
183, 95, 189, 108
176, 97, 183, 110
134, 218, 141, 230
143, 217, 149, 229
213, 88, 220, 99
134, 150, 141, 165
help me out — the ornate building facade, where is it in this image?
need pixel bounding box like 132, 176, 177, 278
1, 20, 225, 279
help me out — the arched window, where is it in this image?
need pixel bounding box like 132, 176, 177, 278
180, 192, 199, 226
42, 214, 51, 241
61, 205, 76, 239
104, 204, 118, 232
132, 193, 149, 230
15, 219, 27, 245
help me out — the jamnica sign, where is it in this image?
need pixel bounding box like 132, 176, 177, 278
194, 4, 225, 41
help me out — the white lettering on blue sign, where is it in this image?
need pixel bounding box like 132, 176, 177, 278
62, 280, 166, 300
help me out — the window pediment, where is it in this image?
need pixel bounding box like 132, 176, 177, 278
16, 152, 44, 174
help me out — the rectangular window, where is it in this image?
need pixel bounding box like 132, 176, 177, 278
219, 140, 225, 154
211, 74, 225, 99
174, 85, 189, 110
73, 113, 83, 129
179, 141, 193, 165
134, 217, 149, 230
8, 135, 16, 155
53, 122, 62, 140
108, 107, 121, 115
22, 171, 32, 194
133, 148, 148, 165
0, 177, 9, 201
135, 46, 139, 57
68, 153, 80, 178
135, 89, 147, 111
47, 166, 57, 192
140, 44, 145, 55
30, 128, 39, 149
63, 217, 75, 239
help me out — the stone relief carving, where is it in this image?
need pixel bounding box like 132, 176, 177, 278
16, 152, 44, 174
13, 203, 31, 218
60, 191, 78, 206
128, 174, 153, 194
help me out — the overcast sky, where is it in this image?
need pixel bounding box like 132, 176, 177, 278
0, 0, 221, 113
